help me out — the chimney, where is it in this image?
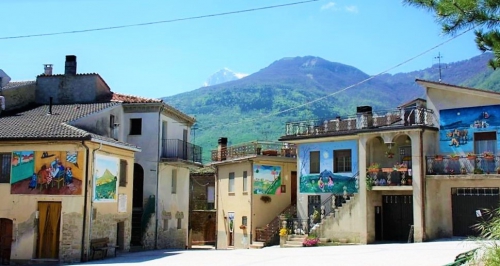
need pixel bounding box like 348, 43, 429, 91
65, 55, 77, 75
217, 137, 228, 161
44, 64, 53, 75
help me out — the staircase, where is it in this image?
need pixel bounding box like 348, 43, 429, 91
282, 234, 307, 248
253, 204, 297, 248
130, 209, 143, 246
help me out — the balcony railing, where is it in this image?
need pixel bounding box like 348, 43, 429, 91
161, 139, 202, 164
426, 155, 500, 175
284, 107, 435, 137
211, 141, 296, 162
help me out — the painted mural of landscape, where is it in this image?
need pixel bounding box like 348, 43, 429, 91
440, 104, 500, 154
253, 164, 282, 195
298, 141, 358, 194
11, 151, 83, 195
93, 153, 119, 202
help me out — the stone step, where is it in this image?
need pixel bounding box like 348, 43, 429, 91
285, 240, 303, 245
249, 241, 265, 249
283, 243, 303, 248
288, 237, 307, 242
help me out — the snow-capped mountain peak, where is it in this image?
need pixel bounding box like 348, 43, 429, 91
203, 68, 248, 87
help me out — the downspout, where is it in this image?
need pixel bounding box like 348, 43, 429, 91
80, 141, 90, 262
154, 105, 163, 249
249, 160, 253, 246
419, 130, 426, 241
215, 165, 219, 250
87, 142, 103, 257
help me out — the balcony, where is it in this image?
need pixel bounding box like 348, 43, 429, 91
211, 141, 296, 162
161, 139, 202, 165
282, 107, 435, 138
426, 155, 500, 176
367, 166, 413, 190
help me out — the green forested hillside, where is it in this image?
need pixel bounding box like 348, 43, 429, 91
163, 53, 497, 163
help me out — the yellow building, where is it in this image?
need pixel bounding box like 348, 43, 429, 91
0, 103, 139, 264
210, 138, 297, 249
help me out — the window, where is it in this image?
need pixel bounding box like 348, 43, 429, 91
228, 172, 235, 192
0, 153, 11, 183
207, 186, 215, 209
334, 149, 352, 173
310, 151, 320, 174
163, 219, 169, 231
242, 216, 248, 226
119, 159, 127, 187
243, 171, 248, 192
177, 218, 182, 229
129, 118, 142, 135
110, 115, 116, 128
171, 169, 177, 194
474, 132, 497, 154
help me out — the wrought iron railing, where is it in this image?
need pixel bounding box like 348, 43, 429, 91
161, 139, 202, 164
284, 107, 435, 137
285, 218, 309, 235
320, 171, 359, 218
211, 141, 296, 162
255, 204, 296, 244
426, 155, 500, 175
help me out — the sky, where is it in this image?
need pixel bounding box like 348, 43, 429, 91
1, 0, 483, 99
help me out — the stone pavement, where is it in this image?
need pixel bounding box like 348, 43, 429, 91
68, 239, 481, 266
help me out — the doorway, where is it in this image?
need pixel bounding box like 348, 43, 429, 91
452, 187, 500, 237
291, 171, 297, 206
0, 218, 13, 265
308, 195, 321, 224
131, 163, 144, 246
37, 202, 62, 259
382, 195, 413, 242
227, 212, 235, 247
116, 222, 125, 251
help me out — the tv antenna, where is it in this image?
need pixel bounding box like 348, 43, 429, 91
435, 52, 444, 82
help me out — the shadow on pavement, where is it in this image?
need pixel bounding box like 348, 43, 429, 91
68, 250, 184, 265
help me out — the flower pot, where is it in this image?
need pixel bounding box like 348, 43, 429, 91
239, 225, 246, 230
484, 155, 494, 161
467, 155, 477, 160
434, 156, 443, 161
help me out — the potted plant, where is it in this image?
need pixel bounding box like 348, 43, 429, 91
473, 167, 484, 174
260, 195, 272, 203
467, 152, 477, 160
434, 155, 443, 161
483, 151, 494, 160
239, 224, 247, 229
279, 228, 288, 247
385, 151, 394, 158
302, 235, 320, 247
450, 154, 460, 161
366, 174, 374, 190
367, 163, 380, 173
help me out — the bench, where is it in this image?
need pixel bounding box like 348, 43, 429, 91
443, 248, 479, 266
90, 237, 118, 260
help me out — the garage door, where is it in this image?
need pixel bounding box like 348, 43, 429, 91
382, 195, 414, 242
452, 187, 500, 237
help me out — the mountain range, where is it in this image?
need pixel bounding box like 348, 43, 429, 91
162, 53, 499, 162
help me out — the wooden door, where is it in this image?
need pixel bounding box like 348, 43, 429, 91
382, 195, 413, 242
291, 171, 297, 205
0, 219, 13, 265
37, 202, 62, 259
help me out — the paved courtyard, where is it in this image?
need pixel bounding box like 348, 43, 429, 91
71, 239, 481, 266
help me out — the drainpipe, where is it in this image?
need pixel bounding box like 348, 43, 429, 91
215, 165, 219, 250
80, 141, 90, 262
419, 130, 426, 241
87, 142, 103, 256
249, 160, 253, 247
154, 105, 164, 249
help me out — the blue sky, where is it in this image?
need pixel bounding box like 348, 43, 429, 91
1, 0, 481, 98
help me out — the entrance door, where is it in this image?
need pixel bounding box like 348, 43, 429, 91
452, 187, 500, 237
227, 212, 235, 247
291, 171, 297, 205
382, 195, 413, 242
131, 163, 144, 246
308, 195, 321, 224
37, 202, 62, 259
0, 219, 13, 265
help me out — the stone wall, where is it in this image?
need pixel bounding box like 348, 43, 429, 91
142, 215, 156, 250
60, 212, 83, 263
90, 212, 131, 256
157, 227, 187, 249
2, 83, 36, 111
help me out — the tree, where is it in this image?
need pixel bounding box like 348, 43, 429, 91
404, 0, 500, 69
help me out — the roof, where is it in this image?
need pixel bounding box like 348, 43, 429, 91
0, 102, 140, 151
111, 92, 163, 103
1, 80, 35, 90
416, 79, 500, 97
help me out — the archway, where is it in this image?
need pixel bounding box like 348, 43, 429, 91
131, 163, 144, 246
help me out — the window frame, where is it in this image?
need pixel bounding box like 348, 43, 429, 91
310, 151, 320, 174
228, 172, 235, 193
334, 149, 352, 173
119, 159, 127, 187
242, 171, 248, 192
129, 118, 142, 135
0, 153, 11, 184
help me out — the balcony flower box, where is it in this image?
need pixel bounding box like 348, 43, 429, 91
262, 150, 278, 156
483, 151, 494, 160
434, 155, 443, 161
450, 154, 460, 161
467, 153, 477, 160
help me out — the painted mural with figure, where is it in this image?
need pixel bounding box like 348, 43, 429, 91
93, 153, 119, 202
10, 151, 83, 195
298, 140, 359, 194
253, 164, 282, 195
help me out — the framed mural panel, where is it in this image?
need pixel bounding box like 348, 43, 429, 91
11, 151, 83, 195
298, 141, 359, 194
253, 164, 282, 195
93, 153, 119, 202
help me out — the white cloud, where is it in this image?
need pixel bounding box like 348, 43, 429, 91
321, 2, 337, 11
345, 5, 358, 13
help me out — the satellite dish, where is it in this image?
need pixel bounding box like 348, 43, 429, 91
0, 69, 11, 87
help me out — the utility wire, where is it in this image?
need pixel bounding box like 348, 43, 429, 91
0, 0, 318, 40
196, 26, 476, 132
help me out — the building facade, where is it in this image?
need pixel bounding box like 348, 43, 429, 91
210, 138, 297, 249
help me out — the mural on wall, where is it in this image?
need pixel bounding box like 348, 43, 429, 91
253, 164, 282, 195
440, 104, 500, 154
93, 153, 119, 202
11, 151, 83, 195
298, 140, 358, 194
